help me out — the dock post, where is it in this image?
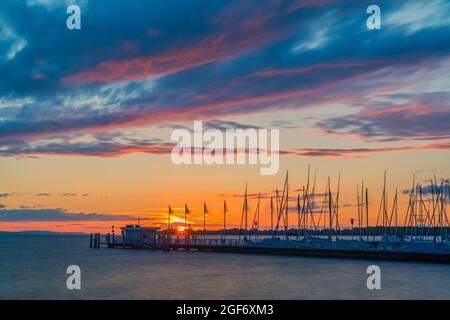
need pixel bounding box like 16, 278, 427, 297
89, 233, 93, 248
97, 233, 101, 248
112, 225, 115, 244
106, 233, 111, 247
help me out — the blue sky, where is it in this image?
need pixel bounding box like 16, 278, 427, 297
0, 0, 449, 231
0, 0, 449, 156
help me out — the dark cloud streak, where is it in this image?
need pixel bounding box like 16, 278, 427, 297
0, 208, 150, 222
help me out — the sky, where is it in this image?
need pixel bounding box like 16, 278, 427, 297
0, 0, 449, 233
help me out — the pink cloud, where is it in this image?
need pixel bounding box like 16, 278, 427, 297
283, 143, 450, 158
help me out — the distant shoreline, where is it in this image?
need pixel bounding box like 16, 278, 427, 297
2, 226, 449, 237
0, 231, 87, 236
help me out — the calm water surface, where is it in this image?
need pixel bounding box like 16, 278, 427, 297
0, 235, 449, 299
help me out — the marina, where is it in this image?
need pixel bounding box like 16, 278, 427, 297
91, 170, 450, 264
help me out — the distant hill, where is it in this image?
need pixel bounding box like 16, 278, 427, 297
0, 230, 87, 236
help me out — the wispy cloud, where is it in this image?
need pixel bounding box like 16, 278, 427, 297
0, 17, 27, 61
291, 13, 334, 52
283, 143, 450, 158
0, 0, 449, 158
402, 180, 450, 195
0, 207, 150, 222
0, 132, 174, 157
318, 96, 450, 142
386, 0, 450, 34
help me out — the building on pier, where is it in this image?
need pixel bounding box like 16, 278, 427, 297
121, 225, 160, 248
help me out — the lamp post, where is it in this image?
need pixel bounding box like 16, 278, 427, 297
350, 218, 355, 241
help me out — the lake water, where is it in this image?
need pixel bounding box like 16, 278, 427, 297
0, 235, 449, 299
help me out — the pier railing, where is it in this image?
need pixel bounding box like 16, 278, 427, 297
96, 233, 450, 255
168, 237, 247, 247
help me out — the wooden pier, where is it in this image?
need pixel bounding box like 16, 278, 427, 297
89, 169, 450, 264
91, 234, 450, 264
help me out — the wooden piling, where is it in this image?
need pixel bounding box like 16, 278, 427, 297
106, 233, 111, 246
112, 225, 115, 244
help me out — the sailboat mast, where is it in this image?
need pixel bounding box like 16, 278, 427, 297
223, 200, 227, 240
366, 188, 369, 242
245, 184, 248, 233
257, 193, 261, 232
168, 205, 172, 231
357, 185, 362, 240
335, 174, 340, 238
238, 183, 247, 241
297, 193, 301, 240
276, 189, 279, 234
395, 189, 398, 235
272, 188, 280, 238
383, 172, 387, 232
328, 177, 332, 241
203, 202, 207, 241
286, 171, 289, 239
305, 166, 310, 238
270, 196, 274, 231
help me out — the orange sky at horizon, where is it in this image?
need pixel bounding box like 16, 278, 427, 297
1, 146, 448, 234
1, 0, 450, 235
